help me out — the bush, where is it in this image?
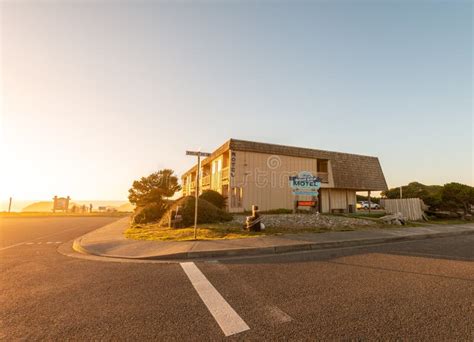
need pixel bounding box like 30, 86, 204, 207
133, 203, 167, 224
261, 208, 293, 214
441, 182, 474, 216
160, 196, 232, 227
199, 190, 226, 210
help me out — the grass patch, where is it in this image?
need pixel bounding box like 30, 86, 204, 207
345, 211, 387, 219
425, 218, 472, 225
125, 221, 368, 241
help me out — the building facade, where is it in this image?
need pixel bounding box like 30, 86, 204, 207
182, 139, 388, 213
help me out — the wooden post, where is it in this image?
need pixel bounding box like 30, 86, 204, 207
345, 190, 349, 213
8, 197, 12, 213
368, 190, 371, 214
328, 189, 332, 213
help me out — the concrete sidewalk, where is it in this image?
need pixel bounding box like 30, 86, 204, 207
73, 217, 474, 260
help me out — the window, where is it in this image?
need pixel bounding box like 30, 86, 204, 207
213, 159, 222, 173
317, 160, 328, 173
231, 187, 243, 208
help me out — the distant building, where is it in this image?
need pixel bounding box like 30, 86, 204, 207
182, 139, 388, 213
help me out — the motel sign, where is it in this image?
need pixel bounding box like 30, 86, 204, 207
289, 171, 321, 196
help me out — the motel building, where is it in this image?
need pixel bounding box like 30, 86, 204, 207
182, 139, 388, 213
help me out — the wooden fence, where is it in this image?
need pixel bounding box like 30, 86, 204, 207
380, 198, 425, 221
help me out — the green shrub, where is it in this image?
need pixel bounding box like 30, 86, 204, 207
160, 196, 232, 227
199, 190, 226, 209
181, 196, 232, 226
261, 208, 293, 214
133, 203, 167, 224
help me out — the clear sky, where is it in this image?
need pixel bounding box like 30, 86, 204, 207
1, 0, 472, 201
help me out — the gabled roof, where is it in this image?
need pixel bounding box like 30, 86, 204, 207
183, 138, 388, 191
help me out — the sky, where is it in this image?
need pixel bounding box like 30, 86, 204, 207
0, 0, 472, 203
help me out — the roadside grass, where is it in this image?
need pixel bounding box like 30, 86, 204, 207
0, 212, 130, 218
125, 221, 377, 242
349, 211, 387, 218
424, 218, 472, 225
124, 210, 473, 242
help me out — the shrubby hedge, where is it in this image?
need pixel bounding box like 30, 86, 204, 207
133, 202, 167, 224
199, 190, 226, 210
159, 196, 232, 227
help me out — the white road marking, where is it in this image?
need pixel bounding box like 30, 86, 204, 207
46, 242, 53, 244
265, 305, 292, 323
0, 242, 26, 251
0, 223, 93, 251
25, 242, 34, 245
180, 262, 250, 337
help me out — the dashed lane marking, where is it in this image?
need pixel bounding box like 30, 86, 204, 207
180, 262, 250, 337
0, 222, 92, 251
0, 242, 26, 251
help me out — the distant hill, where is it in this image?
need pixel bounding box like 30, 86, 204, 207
19, 200, 131, 212
22, 201, 54, 212
117, 203, 135, 212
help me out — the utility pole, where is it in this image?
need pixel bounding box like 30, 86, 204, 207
186, 150, 211, 240
400, 186, 403, 199
8, 197, 12, 213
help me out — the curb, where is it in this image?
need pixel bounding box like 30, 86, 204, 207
72, 228, 474, 261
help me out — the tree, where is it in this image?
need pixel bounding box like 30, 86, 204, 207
128, 169, 181, 207
441, 183, 474, 216
382, 182, 443, 209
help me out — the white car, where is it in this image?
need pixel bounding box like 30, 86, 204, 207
359, 201, 380, 210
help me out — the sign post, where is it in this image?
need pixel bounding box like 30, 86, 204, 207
289, 171, 321, 213
186, 150, 211, 240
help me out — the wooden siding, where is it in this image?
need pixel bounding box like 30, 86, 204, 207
229, 139, 387, 191
182, 138, 387, 191
230, 151, 338, 212
320, 189, 356, 212
321, 189, 330, 213
380, 198, 425, 221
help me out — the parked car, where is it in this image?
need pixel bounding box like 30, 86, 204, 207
359, 201, 380, 210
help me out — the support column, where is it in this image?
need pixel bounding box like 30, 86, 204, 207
368, 190, 371, 214
328, 189, 332, 213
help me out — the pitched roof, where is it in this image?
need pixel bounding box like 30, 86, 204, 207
183, 138, 388, 191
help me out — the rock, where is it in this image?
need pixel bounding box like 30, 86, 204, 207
231, 213, 377, 230
380, 212, 405, 225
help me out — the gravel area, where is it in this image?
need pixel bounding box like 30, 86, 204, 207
231, 213, 378, 230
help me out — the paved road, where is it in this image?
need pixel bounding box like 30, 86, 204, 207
1, 217, 473, 340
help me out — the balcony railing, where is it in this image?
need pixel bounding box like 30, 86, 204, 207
221, 167, 229, 181
202, 175, 211, 186
317, 172, 329, 183
200, 175, 211, 190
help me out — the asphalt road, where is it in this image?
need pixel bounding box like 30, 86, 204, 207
1, 217, 473, 340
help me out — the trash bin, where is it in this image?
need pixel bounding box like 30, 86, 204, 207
348, 204, 355, 213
